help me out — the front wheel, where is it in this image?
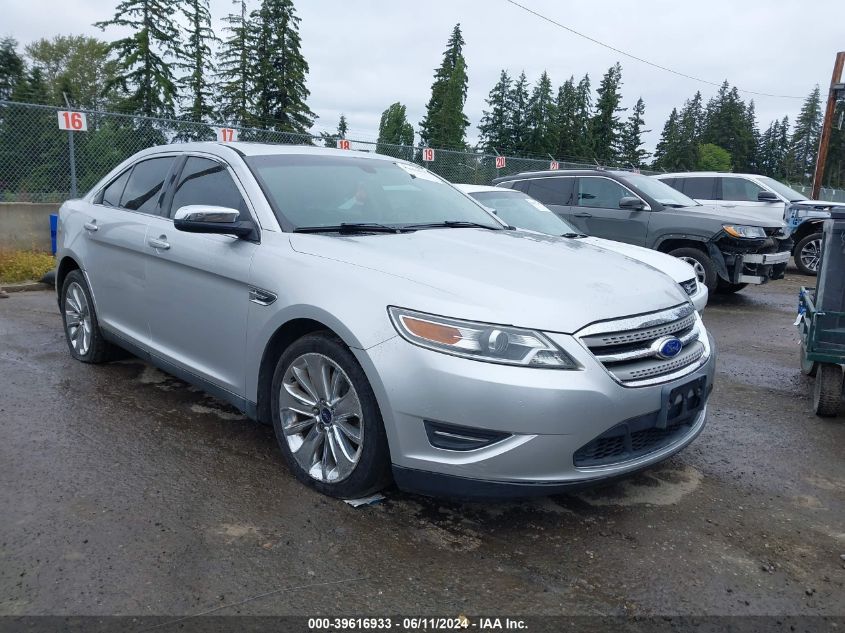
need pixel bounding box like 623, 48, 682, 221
794, 232, 822, 276
270, 332, 391, 498
60, 270, 120, 363
670, 247, 718, 292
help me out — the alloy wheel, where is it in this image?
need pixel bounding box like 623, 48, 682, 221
278, 353, 364, 483
678, 256, 707, 285
799, 238, 822, 273
64, 281, 92, 356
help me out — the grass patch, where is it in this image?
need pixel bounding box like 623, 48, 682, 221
0, 249, 55, 284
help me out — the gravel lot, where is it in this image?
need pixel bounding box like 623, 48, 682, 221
1, 269, 843, 618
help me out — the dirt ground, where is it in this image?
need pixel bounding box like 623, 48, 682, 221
0, 269, 843, 618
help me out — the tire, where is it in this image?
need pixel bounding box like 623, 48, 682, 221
60, 270, 121, 363
270, 332, 391, 498
812, 363, 843, 418
794, 232, 823, 276
717, 281, 748, 294
799, 340, 817, 377
670, 247, 718, 293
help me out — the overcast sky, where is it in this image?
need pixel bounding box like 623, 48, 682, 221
5, 0, 843, 153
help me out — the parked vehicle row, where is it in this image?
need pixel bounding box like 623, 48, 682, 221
655, 172, 845, 276
492, 169, 792, 294
57, 143, 714, 499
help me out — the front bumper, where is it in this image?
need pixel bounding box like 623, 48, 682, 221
355, 329, 716, 499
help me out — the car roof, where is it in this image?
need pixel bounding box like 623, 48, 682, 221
141, 142, 401, 162
454, 184, 507, 193
656, 172, 766, 178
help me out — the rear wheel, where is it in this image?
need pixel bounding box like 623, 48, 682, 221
270, 332, 391, 498
812, 363, 842, 417
670, 247, 718, 292
794, 232, 822, 276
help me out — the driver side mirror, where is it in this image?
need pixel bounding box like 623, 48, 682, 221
757, 191, 779, 202
173, 205, 257, 240
619, 196, 645, 210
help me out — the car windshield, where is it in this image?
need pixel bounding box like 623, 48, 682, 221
757, 176, 807, 202
624, 173, 699, 207
245, 154, 503, 231
469, 190, 579, 235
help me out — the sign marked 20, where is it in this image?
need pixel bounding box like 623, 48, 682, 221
495, 155, 506, 169
57, 111, 87, 131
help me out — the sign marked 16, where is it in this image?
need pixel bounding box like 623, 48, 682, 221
422, 147, 435, 162
495, 155, 506, 169
57, 111, 87, 131
216, 127, 238, 142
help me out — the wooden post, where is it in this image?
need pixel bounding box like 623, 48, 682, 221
811, 51, 845, 199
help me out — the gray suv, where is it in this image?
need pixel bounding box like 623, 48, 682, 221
57, 144, 715, 499
494, 169, 792, 293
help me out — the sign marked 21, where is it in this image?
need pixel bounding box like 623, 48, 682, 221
57, 111, 87, 131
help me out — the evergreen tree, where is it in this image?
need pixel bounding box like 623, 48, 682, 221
697, 143, 731, 171
789, 85, 822, 180
744, 100, 760, 171
218, 0, 255, 125
477, 70, 511, 153
179, 0, 218, 124
700, 82, 755, 171
676, 91, 703, 170
251, 0, 316, 133
419, 24, 469, 149
95, 0, 182, 117
619, 97, 650, 168
377, 102, 414, 156
572, 74, 593, 159
320, 114, 348, 147
0, 37, 24, 101
506, 71, 530, 153
590, 63, 625, 163
554, 76, 577, 159
524, 71, 556, 156
653, 107, 682, 170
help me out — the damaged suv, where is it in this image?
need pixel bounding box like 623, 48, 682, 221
494, 170, 791, 294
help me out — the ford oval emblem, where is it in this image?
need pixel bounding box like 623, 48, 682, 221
654, 336, 683, 360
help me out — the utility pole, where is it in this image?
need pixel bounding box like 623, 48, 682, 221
811, 51, 845, 199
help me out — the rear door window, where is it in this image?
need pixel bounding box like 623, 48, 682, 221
719, 177, 767, 202
679, 177, 716, 199
120, 157, 177, 214
169, 157, 248, 217
526, 177, 573, 206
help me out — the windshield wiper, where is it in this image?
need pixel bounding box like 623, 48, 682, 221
561, 232, 587, 238
293, 222, 407, 234
403, 220, 505, 230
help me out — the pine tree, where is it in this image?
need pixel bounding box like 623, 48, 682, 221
744, 100, 760, 172
554, 77, 577, 159
179, 0, 218, 123
701, 82, 755, 171
419, 24, 469, 150
477, 70, 512, 153
506, 71, 530, 153
524, 71, 556, 156
95, 0, 182, 117
676, 91, 703, 170
619, 97, 650, 168
590, 63, 625, 163
377, 102, 414, 155
251, 0, 315, 133
653, 108, 681, 170
790, 85, 822, 180
218, 0, 255, 125
0, 37, 24, 101
572, 74, 593, 159
320, 114, 348, 147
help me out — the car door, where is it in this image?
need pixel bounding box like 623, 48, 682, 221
571, 176, 649, 245
716, 176, 785, 221
515, 177, 574, 222
82, 156, 179, 347
144, 155, 258, 397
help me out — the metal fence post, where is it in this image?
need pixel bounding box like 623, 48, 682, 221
63, 94, 78, 199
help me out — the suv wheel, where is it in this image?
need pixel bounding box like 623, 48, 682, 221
60, 270, 120, 363
670, 247, 718, 292
270, 332, 391, 498
794, 232, 822, 276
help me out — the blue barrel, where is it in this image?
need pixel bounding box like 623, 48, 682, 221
49, 214, 58, 255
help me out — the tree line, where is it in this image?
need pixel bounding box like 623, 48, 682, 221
0, 2, 843, 189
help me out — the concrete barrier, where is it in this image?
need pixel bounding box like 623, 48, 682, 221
0, 203, 61, 251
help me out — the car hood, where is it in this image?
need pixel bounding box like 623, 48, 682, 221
290, 229, 689, 334
678, 204, 786, 228
580, 237, 695, 283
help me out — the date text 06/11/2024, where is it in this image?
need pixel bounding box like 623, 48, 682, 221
307, 616, 528, 630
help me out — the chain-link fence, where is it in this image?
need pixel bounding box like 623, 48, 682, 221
1, 100, 647, 203
787, 183, 845, 203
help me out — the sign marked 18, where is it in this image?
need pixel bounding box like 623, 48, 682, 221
422, 147, 435, 162
495, 155, 506, 169
57, 111, 87, 131
337, 139, 350, 150
216, 127, 238, 142
549, 160, 559, 170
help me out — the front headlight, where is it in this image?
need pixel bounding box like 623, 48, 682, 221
388, 307, 579, 369
723, 224, 766, 239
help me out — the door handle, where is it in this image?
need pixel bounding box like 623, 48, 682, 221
148, 236, 170, 251
573, 212, 593, 218
83, 221, 98, 232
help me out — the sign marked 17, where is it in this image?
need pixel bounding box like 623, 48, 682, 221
57, 111, 87, 131
422, 147, 435, 162
495, 155, 506, 169
216, 127, 238, 142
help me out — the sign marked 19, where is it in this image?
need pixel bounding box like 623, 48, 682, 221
495, 155, 506, 169
422, 147, 435, 162
337, 139, 350, 150
57, 111, 87, 131
216, 127, 238, 142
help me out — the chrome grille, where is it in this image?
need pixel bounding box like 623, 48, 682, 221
577, 304, 709, 387
680, 278, 697, 296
